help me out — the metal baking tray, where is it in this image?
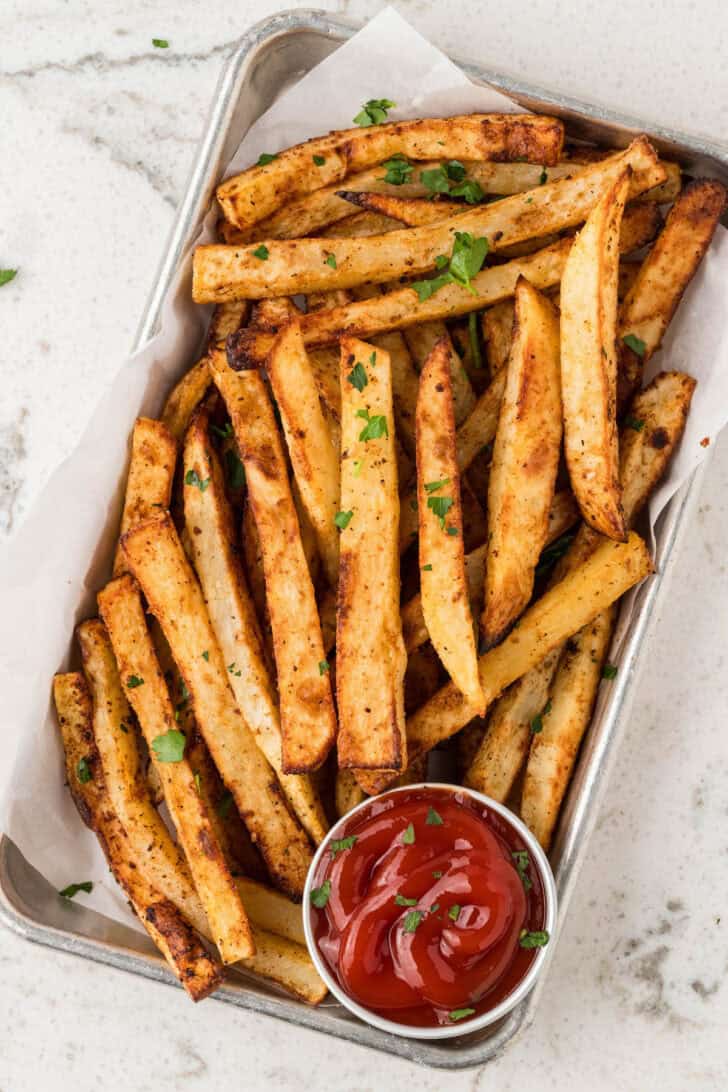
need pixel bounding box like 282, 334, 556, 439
2, 8, 727, 1070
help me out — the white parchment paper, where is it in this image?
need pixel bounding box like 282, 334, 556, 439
0, 7, 725, 930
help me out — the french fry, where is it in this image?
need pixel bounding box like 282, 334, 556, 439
250, 296, 300, 330
617, 179, 726, 404
241, 498, 275, 666
209, 355, 337, 773
52, 672, 223, 1001
482, 301, 515, 378
404, 323, 476, 425
161, 359, 211, 441
120, 513, 314, 898
358, 531, 652, 794
416, 337, 483, 710
113, 418, 177, 575
520, 605, 616, 850
320, 211, 400, 239
97, 576, 255, 963
235, 877, 306, 947
182, 404, 329, 843
241, 926, 327, 1003
206, 300, 250, 348
561, 167, 631, 540
230, 201, 660, 363
216, 114, 565, 230
194, 138, 663, 301
336, 336, 407, 773
266, 322, 341, 589
335, 769, 366, 819
482, 278, 562, 646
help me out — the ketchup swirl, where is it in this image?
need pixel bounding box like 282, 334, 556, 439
311, 788, 546, 1027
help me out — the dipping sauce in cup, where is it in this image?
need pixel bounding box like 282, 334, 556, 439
304, 784, 556, 1038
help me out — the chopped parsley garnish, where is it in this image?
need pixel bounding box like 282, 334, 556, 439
319, 659, 330, 675
449, 1008, 475, 1022
602, 663, 618, 680
353, 98, 396, 127
369, 351, 377, 366
468, 310, 483, 370
530, 700, 552, 735
535, 532, 575, 578
625, 415, 645, 432
422, 563, 433, 572
334, 509, 353, 530
380, 155, 413, 185
623, 333, 646, 358
313, 155, 326, 166
225, 448, 246, 490
252, 244, 269, 261
126, 675, 144, 689
446, 525, 459, 537
402, 822, 415, 845
151, 729, 186, 763
425, 806, 444, 826
519, 929, 550, 948
512, 850, 533, 892
0, 269, 18, 287
353, 459, 364, 477
201, 650, 209, 661
325, 253, 337, 269
330, 835, 357, 859
448, 904, 461, 921
356, 408, 388, 441
185, 468, 209, 492
193, 771, 201, 794
394, 894, 418, 907
412, 231, 490, 301
424, 478, 451, 494
421, 161, 484, 205
256, 153, 277, 167
211, 421, 233, 439
427, 494, 454, 529
346, 362, 368, 392
76, 757, 92, 784
216, 790, 234, 819
432, 870, 443, 879
152, 39, 169, 48
227, 662, 242, 677
430, 903, 440, 913
59, 881, 93, 899
310, 880, 331, 908
539, 168, 548, 184
402, 909, 424, 932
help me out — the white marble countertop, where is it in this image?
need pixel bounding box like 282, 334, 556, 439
2, 2, 727, 1089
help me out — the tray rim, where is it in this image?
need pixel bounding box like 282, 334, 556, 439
1, 6, 724, 1071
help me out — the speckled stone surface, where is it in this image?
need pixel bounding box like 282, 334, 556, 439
1, 2, 727, 1089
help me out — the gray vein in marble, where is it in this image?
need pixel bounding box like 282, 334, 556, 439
0, 408, 28, 534
60, 123, 179, 206
1, 41, 238, 81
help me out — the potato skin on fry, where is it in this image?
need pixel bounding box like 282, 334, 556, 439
113, 418, 177, 575
336, 336, 407, 775
482, 278, 562, 647
561, 168, 631, 541
416, 337, 483, 712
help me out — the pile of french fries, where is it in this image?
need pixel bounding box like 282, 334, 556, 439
53, 108, 725, 1003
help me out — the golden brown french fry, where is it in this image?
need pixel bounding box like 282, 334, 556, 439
482, 278, 562, 646
195, 139, 663, 301
561, 167, 631, 540
52, 672, 223, 1001
120, 513, 314, 898
241, 498, 275, 666
250, 296, 300, 330
206, 300, 250, 349
97, 576, 255, 963
403, 322, 476, 426
216, 114, 564, 230
161, 359, 211, 442
358, 531, 652, 794
267, 322, 341, 588
242, 927, 327, 1004
335, 768, 366, 819
617, 179, 726, 404
416, 338, 483, 710
520, 606, 616, 850
182, 405, 329, 843
336, 336, 407, 773
235, 878, 306, 947
209, 355, 337, 774
231, 201, 659, 364
320, 211, 400, 239
113, 418, 177, 575
482, 301, 515, 377
339, 190, 462, 225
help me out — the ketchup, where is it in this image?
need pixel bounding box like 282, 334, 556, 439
310, 787, 547, 1028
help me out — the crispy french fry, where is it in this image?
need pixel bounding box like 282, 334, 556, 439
267, 322, 341, 589
161, 360, 211, 442
617, 179, 726, 404
404, 322, 476, 426
336, 336, 407, 773
401, 489, 578, 654
231, 201, 660, 364
121, 513, 314, 898
182, 404, 329, 843
335, 769, 366, 819
482, 301, 515, 378
97, 576, 255, 963
209, 355, 337, 774
195, 138, 663, 301
561, 167, 631, 540
52, 672, 223, 1001
241, 498, 275, 666
520, 605, 616, 849
113, 418, 177, 575
206, 300, 250, 348
416, 337, 483, 710
320, 211, 400, 239
250, 296, 300, 330
358, 531, 652, 794
216, 114, 564, 230
235, 877, 306, 947
482, 278, 562, 646
242, 926, 327, 1004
